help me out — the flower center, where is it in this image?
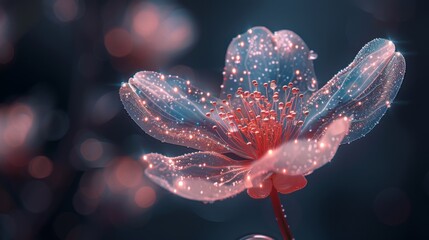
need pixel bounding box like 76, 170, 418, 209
207, 81, 309, 159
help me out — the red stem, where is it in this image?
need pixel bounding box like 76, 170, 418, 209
269, 186, 294, 240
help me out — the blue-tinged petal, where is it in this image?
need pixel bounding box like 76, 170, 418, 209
120, 71, 228, 152
221, 27, 318, 101
274, 30, 318, 97
300, 39, 405, 143
120, 71, 254, 158
143, 152, 251, 201
221, 27, 278, 98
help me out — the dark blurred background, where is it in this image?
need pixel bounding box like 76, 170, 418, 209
0, 0, 427, 239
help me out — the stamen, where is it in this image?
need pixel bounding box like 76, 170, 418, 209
210, 82, 310, 158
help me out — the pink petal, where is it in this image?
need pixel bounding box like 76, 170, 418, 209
272, 173, 307, 194
301, 39, 405, 143
143, 151, 251, 202
246, 117, 351, 188
246, 178, 273, 199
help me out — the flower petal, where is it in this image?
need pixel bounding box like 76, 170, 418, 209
246, 178, 272, 199
301, 39, 405, 143
272, 174, 307, 194
143, 152, 251, 201
222, 27, 277, 98
273, 30, 318, 95
120, 71, 233, 153
246, 117, 350, 187
221, 27, 318, 100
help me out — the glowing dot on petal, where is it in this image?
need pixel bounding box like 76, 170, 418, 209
320, 142, 325, 148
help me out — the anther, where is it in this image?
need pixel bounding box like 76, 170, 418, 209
292, 87, 299, 94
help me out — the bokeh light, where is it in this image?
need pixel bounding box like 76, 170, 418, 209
80, 138, 103, 162
90, 91, 122, 125
104, 1, 196, 70
52, 0, 80, 22
105, 157, 143, 190
28, 156, 54, 179
134, 186, 156, 208
104, 28, 133, 58
0, 103, 35, 158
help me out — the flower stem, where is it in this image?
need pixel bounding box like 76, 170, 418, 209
269, 186, 294, 240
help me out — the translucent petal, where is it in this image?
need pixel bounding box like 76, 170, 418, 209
272, 174, 307, 194
222, 27, 278, 98
221, 27, 318, 100
245, 117, 350, 187
246, 178, 272, 199
301, 39, 405, 143
143, 152, 251, 201
121, 71, 256, 158
274, 30, 318, 95
119, 71, 227, 152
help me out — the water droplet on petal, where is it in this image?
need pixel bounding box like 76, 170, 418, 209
307, 77, 318, 91
308, 50, 318, 60
240, 234, 274, 240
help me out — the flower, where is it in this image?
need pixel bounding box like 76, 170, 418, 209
119, 27, 405, 202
